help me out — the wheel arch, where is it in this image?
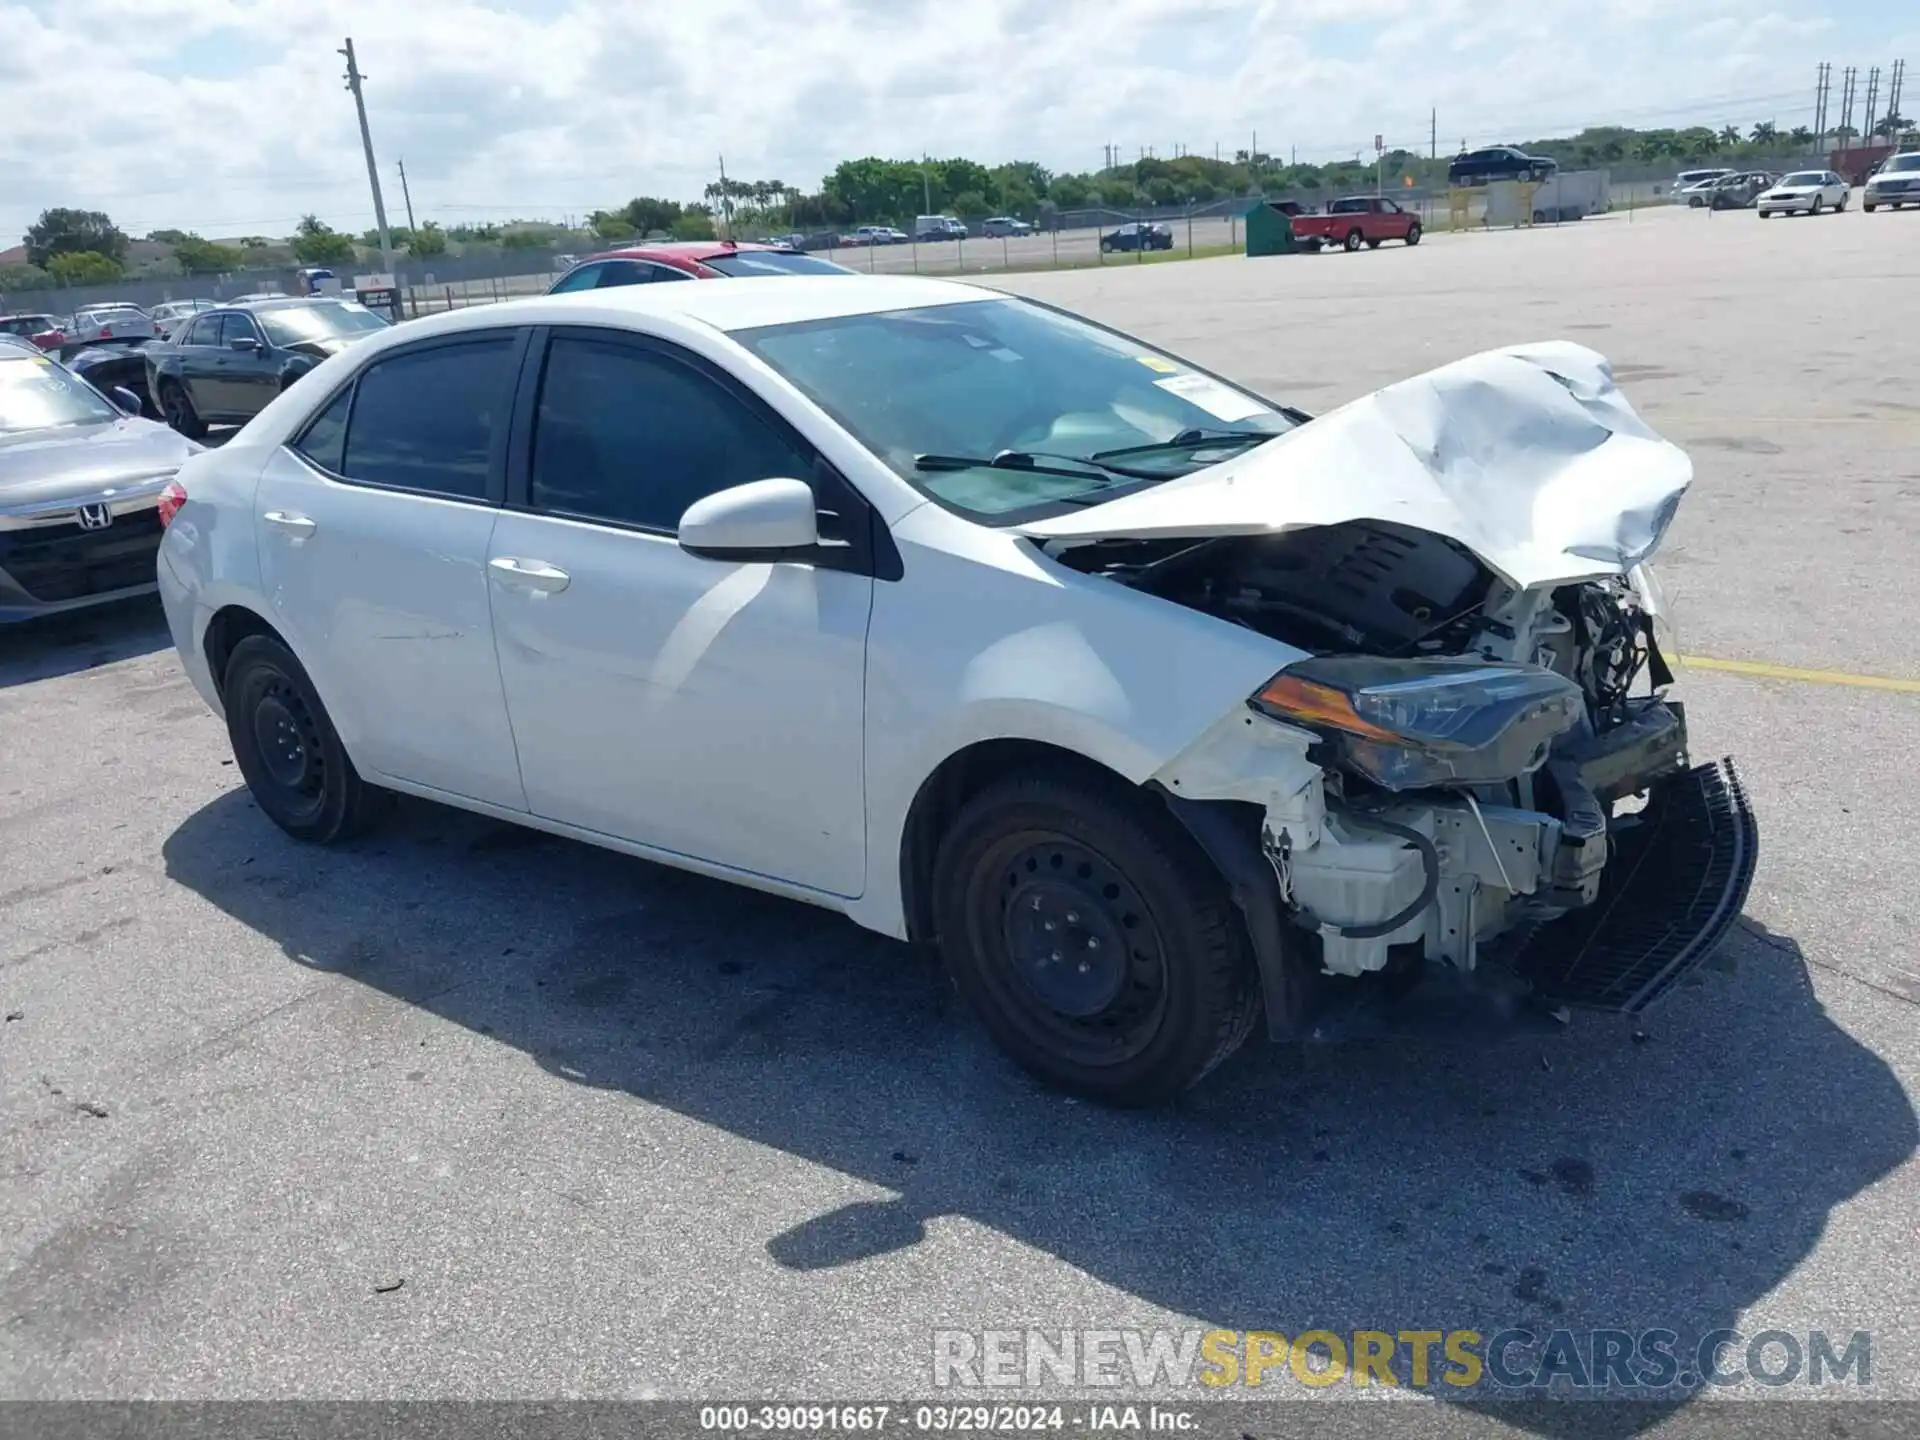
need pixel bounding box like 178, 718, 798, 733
202, 603, 290, 700
897, 737, 1144, 947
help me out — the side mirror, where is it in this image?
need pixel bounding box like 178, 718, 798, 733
678, 478, 819, 559
229, 336, 260, 352
110, 386, 143, 415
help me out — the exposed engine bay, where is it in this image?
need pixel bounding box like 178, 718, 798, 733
1058, 519, 1751, 1021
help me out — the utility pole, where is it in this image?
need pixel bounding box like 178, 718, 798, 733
397, 157, 417, 234
1863, 66, 1882, 142
1887, 58, 1906, 136
1430, 107, 1437, 159
1840, 65, 1858, 141
338, 37, 393, 276
1814, 62, 1831, 150
717, 154, 733, 240
922, 154, 932, 214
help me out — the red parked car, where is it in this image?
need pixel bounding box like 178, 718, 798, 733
0, 313, 65, 351
1291, 196, 1422, 253
546, 241, 853, 293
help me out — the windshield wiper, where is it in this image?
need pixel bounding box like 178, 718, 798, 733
1089, 429, 1275, 463
913, 449, 1156, 482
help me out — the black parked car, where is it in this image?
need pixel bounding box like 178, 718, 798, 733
1100, 222, 1174, 253
145, 297, 390, 438
1448, 146, 1558, 186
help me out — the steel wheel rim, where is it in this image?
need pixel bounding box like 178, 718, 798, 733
249, 674, 327, 819
971, 830, 1170, 1066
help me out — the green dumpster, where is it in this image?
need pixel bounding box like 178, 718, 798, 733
1243, 200, 1299, 256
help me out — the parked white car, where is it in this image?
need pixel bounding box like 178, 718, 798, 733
1862, 152, 1920, 210
64, 303, 157, 346
155, 276, 1754, 1104
1672, 168, 1733, 205
1757, 170, 1849, 216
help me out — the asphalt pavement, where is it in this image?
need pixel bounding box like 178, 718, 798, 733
2, 203, 1917, 1431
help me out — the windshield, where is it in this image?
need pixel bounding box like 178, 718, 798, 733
1780, 172, 1825, 187
1885, 155, 1920, 173
256, 301, 390, 346
704, 251, 852, 278
0, 317, 55, 336
734, 297, 1296, 521
0, 353, 119, 434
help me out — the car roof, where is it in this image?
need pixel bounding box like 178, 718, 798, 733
225, 296, 355, 312
387, 274, 996, 343
588, 241, 785, 263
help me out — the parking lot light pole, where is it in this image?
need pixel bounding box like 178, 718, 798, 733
339, 38, 394, 277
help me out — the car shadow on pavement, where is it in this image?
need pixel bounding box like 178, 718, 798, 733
0, 595, 171, 689
163, 791, 1915, 1434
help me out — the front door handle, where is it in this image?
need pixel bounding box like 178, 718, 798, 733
489, 556, 571, 593
262, 510, 316, 539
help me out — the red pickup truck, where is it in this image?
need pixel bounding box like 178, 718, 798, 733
1293, 196, 1422, 252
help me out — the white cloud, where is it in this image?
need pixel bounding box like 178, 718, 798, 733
0, 0, 1890, 246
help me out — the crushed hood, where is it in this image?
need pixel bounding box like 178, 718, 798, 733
1018, 342, 1691, 590
0, 418, 197, 508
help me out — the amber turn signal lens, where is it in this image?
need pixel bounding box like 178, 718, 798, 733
1252, 674, 1402, 742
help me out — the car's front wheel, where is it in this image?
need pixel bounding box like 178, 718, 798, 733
223, 634, 389, 843
1809, 197, 1823, 215
1405, 222, 1422, 245
932, 773, 1260, 1106
158, 378, 207, 439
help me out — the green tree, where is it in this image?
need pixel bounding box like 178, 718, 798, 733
408, 222, 447, 258
46, 250, 123, 285
25, 208, 128, 268
172, 235, 245, 275
1873, 113, 1909, 139
0, 263, 54, 292
670, 209, 716, 241
291, 215, 357, 266
622, 196, 685, 237
1718, 125, 1741, 146
1750, 121, 1778, 145
146, 228, 192, 244
950, 190, 991, 220
589, 210, 636, 241
1788, 125, 1814, 146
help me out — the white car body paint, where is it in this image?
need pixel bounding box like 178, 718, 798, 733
157, 276, 1705, 989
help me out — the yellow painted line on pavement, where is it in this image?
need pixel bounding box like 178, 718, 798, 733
1675, 654, 1920, 694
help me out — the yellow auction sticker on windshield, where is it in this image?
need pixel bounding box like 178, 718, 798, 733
1135, 355, 1180, 373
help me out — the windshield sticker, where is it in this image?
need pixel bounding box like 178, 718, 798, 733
1153, 372, 1270, 423
1135, 355, 1180, 373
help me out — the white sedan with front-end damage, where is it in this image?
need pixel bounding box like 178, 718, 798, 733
155, 275, 1755, 1106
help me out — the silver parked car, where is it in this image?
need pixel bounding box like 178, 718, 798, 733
0, 344, 200, 621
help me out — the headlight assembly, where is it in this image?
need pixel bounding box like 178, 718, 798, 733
1251, 656, 1586, 791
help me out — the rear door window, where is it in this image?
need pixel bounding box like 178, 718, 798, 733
338, 336, 519, 500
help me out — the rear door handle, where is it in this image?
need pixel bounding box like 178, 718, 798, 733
262, 510, 316, 539
489, 556, 571, 593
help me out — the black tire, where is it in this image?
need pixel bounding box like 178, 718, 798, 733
1343, 228, 1364, 252
222, 634, 389, 843
932, 773, 1260, 1106
1760, 209, 1773, 219
158, 378, 207, 439
1405, 222, 1421, 246
1864, 202, 1877, 212
1366, 237, 1383, 249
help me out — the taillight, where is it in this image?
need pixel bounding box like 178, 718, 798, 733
157, 479, 187, 527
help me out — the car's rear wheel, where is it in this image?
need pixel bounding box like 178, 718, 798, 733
932, 773, 1260, 1106
1344, 228, 1364, 252
1405, 222, 1422, 245
158, 379, 207, 439
223, 635, 389, 844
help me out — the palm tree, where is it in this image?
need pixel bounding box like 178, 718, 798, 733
1719, 125, 1741, 146
1750, 121, 1778, 145
1788, 125, 1813, 146
1872, 113, 1910, 139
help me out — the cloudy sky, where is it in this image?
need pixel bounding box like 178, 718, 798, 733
2, 0, 1909, 245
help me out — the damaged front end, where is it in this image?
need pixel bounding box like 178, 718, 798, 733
1059, 525, 1755, 1041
